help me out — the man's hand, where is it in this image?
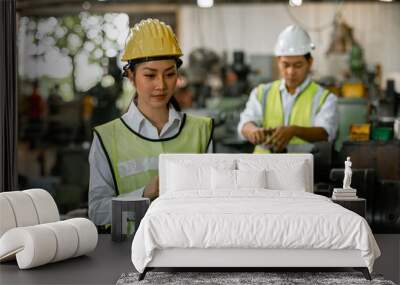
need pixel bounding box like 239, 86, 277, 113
143, 176, 159, 200
242, 122, 274, 145
265, 126, 296, 153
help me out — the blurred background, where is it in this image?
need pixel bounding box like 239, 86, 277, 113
15, 0, 400, 234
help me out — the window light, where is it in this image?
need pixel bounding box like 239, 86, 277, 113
289, 0, 303, 7
197, 0, 214, 8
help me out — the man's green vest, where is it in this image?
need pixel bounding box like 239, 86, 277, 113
254, 80, 329, 154
94, 114, 213, 195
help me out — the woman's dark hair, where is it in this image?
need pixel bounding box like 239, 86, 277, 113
304, 53, 312, 61
169, 96, 181, 112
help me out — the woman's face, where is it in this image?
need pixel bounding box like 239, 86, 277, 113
130, 59, 178, 109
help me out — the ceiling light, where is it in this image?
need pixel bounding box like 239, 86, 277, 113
197, 0, 214, 8
379, 0, 393, 2
289, 0, 303, 7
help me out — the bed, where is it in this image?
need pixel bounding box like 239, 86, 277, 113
131, 154, 380, 280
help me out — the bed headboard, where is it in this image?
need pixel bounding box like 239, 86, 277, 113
159, 153, 314, 195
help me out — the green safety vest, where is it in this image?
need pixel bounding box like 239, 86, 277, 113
254, 80, 329, 154
94, 114, 213, 195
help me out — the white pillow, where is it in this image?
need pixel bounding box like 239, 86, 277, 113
236, 169, 267, 189
266, 164, 307, 191
211, 169, 267, 191
166, 158, 236, 171
167, 162, 211, 191
166, 159, 236, 192
211, 168, 236, 190
238, 159, 308, 191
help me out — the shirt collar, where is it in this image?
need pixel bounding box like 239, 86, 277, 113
123, 100, 182, 132
280, 76, 311, 96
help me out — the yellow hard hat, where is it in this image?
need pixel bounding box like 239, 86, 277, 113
121, 18, 183, 62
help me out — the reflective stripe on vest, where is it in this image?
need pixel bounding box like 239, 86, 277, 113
94, 114, 213, 195
254, 80, 329, 154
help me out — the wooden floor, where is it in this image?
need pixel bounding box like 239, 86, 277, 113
374, 234, 400, 284
0, 234, 398, 284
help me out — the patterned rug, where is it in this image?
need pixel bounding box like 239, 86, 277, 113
116, 271, 396, 285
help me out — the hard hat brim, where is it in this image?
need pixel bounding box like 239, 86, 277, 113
126, 55, 183, 65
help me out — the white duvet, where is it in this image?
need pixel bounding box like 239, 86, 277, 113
131, 190, 380, 273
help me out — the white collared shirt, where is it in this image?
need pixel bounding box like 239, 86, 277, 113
237, 77, 338, 142
88, 102, 213, 225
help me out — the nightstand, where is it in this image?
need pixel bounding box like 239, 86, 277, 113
331, 197, 366, 218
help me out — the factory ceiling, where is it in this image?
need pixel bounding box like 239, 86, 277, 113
17, 0, 399, 16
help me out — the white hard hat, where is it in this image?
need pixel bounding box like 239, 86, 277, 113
274, 25, 315, 56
